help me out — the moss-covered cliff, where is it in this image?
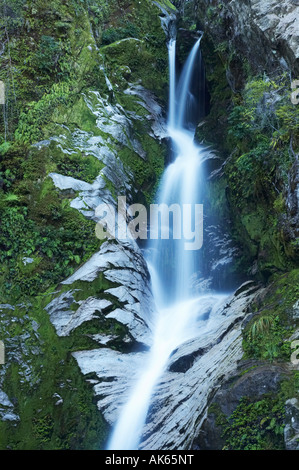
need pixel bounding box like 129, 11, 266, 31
0, 0, 173, 449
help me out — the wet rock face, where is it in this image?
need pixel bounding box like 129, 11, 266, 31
41, 54, 168, 348
43, 88, 161, 344
196, 362, 287, 450
72, 280, 262, 449
45, 240, 156, 347
283, 158, 299, 250
0, 305, 44, 425
249, 0, 299, 72
195, 0, 299, 74
138, 283, 261, 449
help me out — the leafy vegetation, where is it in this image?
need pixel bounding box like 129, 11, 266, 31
242, 270, 299, 362
0, 299, 108, 450
222, 395, 286, 450
0, 0, 171, 450
197, 28, 299, 278
15, 82, 73, 144
225, 75, 299, 276
101, 20, 141, 45
206, 369, 299, 450
0, 202, 102, 302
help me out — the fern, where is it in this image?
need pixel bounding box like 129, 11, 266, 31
250, 315, 273, 338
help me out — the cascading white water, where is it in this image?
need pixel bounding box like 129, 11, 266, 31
148, 37, 204, 307
107, 36, 226, 451
168, 39, 176, 129
177, 38, 201, 129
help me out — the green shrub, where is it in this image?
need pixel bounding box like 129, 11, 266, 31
0, 203, 101, 301
15, 82, 72, 143
242, 270, 299, 362
101, 21, 141, 45
34, 35, 61, 73
222, 395, 285, 450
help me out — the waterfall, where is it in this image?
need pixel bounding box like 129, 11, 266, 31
148, 37, 203, 307
176, 38, 201, 129
107, 36, 226, 451
168, 39, 176, 129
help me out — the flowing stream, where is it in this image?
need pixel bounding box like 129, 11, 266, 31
107, 37, 228, 451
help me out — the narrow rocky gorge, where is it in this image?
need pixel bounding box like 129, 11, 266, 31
0, 0, 298, 451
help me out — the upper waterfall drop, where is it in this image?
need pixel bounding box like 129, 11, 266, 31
107, 36, 218, 451
168, 38, 176, 130
176, 37, 201, 130
148, 36, 204, 307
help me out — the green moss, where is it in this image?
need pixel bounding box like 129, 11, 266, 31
116, 133, 165, 205
115, 91, 150, 117
0, 0, 111, 143
99, 1, 169, 101
204, 175, 230, 220
0, 195, 102, 302
101, 21, 141, 46
222, 394, 286, 450
0, 296, 108, 450
155, 0, 176, 11
0, 0, 169, 451
50, 145, 104, 185
70, 274, 117, 302
51, 93, 108, 137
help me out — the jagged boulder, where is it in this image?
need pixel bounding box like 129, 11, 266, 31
195, 0, 299, 74
284, 398, 299, 450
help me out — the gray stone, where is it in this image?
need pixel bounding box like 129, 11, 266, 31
284, 398, 299, 450
293, 300, 299, 320
72, 283, 262, 450
0, 304, 15, 311
0, 390, 19, 422
45, 238, 155, 345
45, 292, 112, 337
88, 333, 120, 346
22, 257, 34, 265
72, 348, 147, 425
44, 75, 163, 350
52, 393, 64, 406
138, 285, 260, 450
197, 0, 299, 74
153, 1, 177, 39
124, 84, 167, 140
